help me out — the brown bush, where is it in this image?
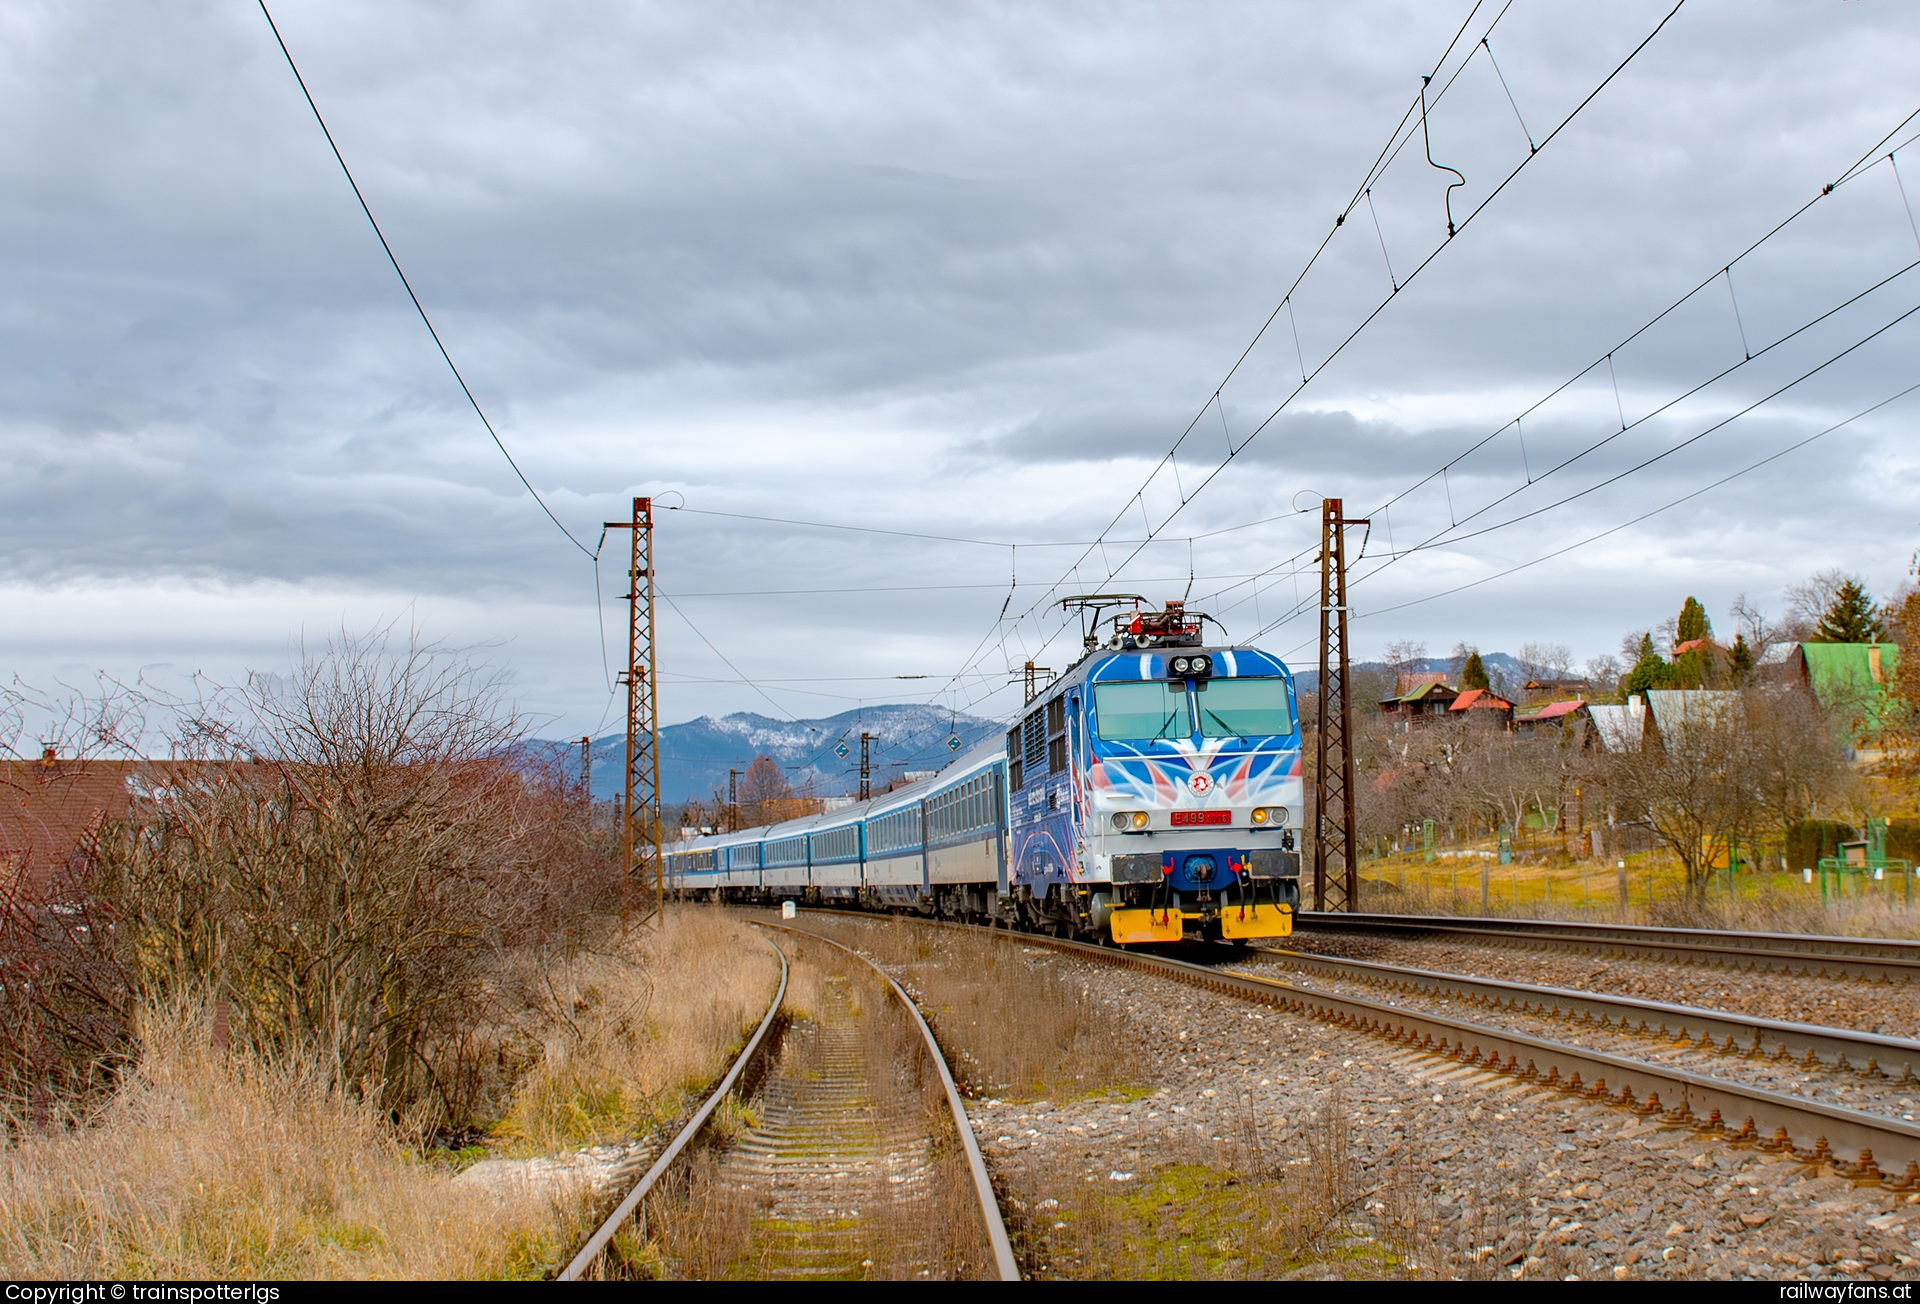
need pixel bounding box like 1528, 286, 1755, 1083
0, 627, 622, 1124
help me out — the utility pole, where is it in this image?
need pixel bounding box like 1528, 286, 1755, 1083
728, 767, 741, 833
859, 732, 872, 802
605, 496, 663, 925
1021, 661, 1052, 705
578, 735, 592, 806
1313, 497, 1367, 913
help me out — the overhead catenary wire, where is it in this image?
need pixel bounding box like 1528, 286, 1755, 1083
1342, 380, 1920, 626
942, 1, 1690, 699
1186, 111, 1920, 644
255, 1, 592, 560
1239, 302, 1920, 647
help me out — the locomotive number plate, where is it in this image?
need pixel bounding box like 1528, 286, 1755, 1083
1170, 810, 1231, 827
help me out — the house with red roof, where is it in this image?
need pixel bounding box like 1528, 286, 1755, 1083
1513, 698, 1588, 733
1448, 688, 1515, 727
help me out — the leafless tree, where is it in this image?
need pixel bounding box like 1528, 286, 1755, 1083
1516, 642, 1574, 682
1584, 654, 1623, 698
0, 626, 620, 1119
1781, 568, 1859, 643
1596, 692, 1756, 898
1737, 686, 1852, 868
1729, 593, 1782, 660
1381, 639, 1429, 693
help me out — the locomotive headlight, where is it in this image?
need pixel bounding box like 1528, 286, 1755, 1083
1190, 655, 1212, 678
1250, 806, 1289, 826
1170, 656, 1191, 675
1111, 810, 1150, 831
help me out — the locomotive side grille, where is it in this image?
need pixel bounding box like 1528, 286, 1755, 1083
1022, 709, 1047, 771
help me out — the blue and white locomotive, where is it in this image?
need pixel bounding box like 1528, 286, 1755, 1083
665, 600, 1302, 944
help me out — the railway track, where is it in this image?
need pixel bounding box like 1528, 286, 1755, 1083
562, 925, 1017, 1281
1236, 945, 1920, 1124
1296, 911, 1920, 984
813, 911, 1920, 1190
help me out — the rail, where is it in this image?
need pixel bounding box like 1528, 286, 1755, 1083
1252, 946, 1920, 1081
763, 921, 1021, 1282
832, 913, 1920, 1187
558, 934, 790, 1281
1297, 911, 1920, 984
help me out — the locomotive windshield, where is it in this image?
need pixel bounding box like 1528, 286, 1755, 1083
1093, 681, 1190, 741
1194, 677, 1293, 738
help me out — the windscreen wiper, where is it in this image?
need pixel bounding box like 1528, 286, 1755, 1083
1203, 710, 1245, 738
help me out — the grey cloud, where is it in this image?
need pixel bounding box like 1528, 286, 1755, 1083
0, 0, 1916, 734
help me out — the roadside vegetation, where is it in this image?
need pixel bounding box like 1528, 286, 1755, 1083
0, 628, 776, 1278
1326, 572, 1920, 932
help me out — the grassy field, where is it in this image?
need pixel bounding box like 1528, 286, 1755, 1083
1355, 842, 1920, 937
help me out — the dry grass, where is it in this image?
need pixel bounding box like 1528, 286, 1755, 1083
1362, 852, 1920, 938
492, 907, 780, 1155
798, 915, 1136, 1101
0, 906, 783, 1279
0, 1003, 574, 1280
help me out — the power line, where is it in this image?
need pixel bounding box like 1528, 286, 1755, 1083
1243, 300, 1920, 644
1387, 285, 1920, 557
943, 1, 1690, 695
1189, 110, 1920, 641
1347, 380, 1920, 624
255, 1, 592, 558
1370, 114, 1920, 523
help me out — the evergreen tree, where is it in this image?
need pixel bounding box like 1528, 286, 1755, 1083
1620, 633, 1670, 700
1728, 633, 1754, 684
1460, 650, 1491, 691
1676, 596, 1712, 645
1812, 579, 1886, 643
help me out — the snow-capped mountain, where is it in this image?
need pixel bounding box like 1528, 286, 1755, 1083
544, 703, 1003, 805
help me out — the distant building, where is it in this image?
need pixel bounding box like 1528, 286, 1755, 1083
1521, 678, 1592, 705
1379, 680, 1459, 725
1512, 699, 1586, 732
1792, 642, 1902, 742
1642, 689, 1739, 751
0, 751, 137, 901
1448, 688, 1514, 727
1585, 698, 1648, 753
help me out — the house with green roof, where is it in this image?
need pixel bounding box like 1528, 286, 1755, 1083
1790, 642, 1901, 742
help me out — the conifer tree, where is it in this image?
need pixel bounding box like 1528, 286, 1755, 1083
1812, 579, 1886, 643
1729, 633, 1754, 684
1620, 633, 1671, 699
1676, 596, 1712, 645
1460, 650, 1491, 691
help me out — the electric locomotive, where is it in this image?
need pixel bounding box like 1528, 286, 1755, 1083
664, 598, 1303, 945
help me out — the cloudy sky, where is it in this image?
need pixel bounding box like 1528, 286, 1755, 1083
2, 0, 1916, 742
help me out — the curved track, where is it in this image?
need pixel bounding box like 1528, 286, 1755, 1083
561, 934, 791, 1280
1296, 911, 1920, 984
766, 922, 1019, 1280
828, 911, 1920, 1189
563, 923, 1018, 1282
